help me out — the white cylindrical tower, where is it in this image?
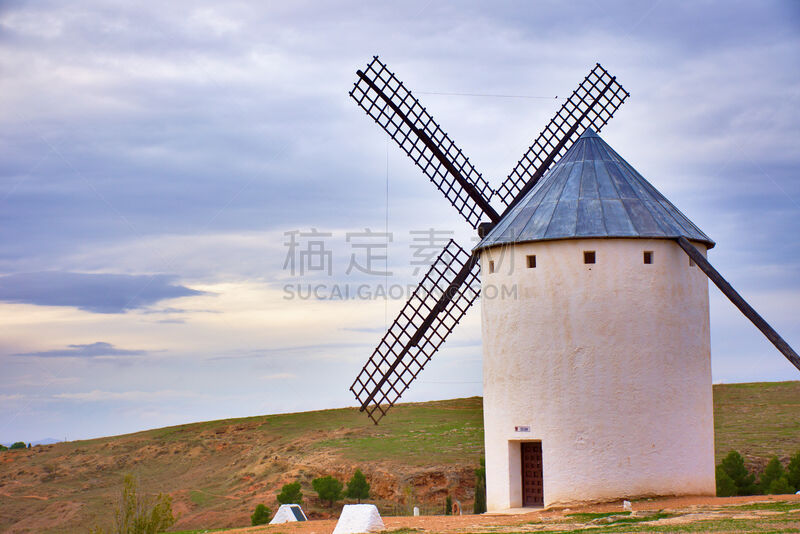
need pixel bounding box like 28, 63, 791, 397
475, 130, 716, 509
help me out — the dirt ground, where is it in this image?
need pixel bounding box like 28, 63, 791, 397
221, 494, 800, 534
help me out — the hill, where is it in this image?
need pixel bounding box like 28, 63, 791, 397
0, 382, 798, 533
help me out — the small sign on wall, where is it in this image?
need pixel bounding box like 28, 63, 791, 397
514, 425, 531, 433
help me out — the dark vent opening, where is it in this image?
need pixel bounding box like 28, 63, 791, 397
527, 255, 536, 268
643, 251, 653, 264
489, 260, 495, 273
584, 251, 596, 264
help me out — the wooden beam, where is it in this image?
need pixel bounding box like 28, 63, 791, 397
356, 70, 500, 224
677, 236, 800, 372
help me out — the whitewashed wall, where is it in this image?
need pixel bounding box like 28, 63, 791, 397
480, 238, 715, 509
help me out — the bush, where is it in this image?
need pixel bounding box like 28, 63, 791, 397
718, 451, 758, 496
759, 456, 786, 494
276, 481, 303, 505
89, 474, 175, 534
10, 442, 26, 450
312, 475, 343, 507
716, 465, 737, 497
473, 459, 486, 514
251, 504, 271, 526
345, 469, 370, 504
445, 495, 452, 515
0, 444, 7, 451
767, 476, 793, 495
787, 450, 800, 491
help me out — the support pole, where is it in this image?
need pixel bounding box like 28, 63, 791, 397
677, 236, 800, 372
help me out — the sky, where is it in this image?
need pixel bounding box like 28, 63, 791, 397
1, 1, 799, 443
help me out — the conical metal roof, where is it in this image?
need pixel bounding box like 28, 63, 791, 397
476, 129, 714, 250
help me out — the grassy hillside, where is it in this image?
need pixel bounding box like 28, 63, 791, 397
0, 383, 798, 533
0, 398, 484, 533
713, 381, 800, 469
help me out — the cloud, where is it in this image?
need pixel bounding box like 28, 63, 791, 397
340, 326, 388, 334
0, 272, 206, 313
206, 342, 369, 361
260, 372, 296, 380
0, 0, 797, 445
52, 389, 198, 402
15, 341, 147, 358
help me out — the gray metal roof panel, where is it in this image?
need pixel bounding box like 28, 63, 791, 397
576, 199, 605, 236
476, 129, 714, 250
601, 199, 637, 235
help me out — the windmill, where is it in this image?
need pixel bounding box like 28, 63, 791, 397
347, 56, 799, 507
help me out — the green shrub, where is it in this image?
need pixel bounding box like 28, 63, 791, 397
10, 442, 26, 450
718, 451, 758, 496
250, 504, 271, 526
787, 450, 800, 491
445, 495, 452, 515
716, 465, 737, 497
767, 476, 793, 495
759, 456, 786, 494
312, 475, 343, 507
0, 444, 7, 451
345, 469, 370, 504
276, 481, 303, 505
89, 474, 175, 534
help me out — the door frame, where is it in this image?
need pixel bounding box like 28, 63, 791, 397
508, 439, 543, 508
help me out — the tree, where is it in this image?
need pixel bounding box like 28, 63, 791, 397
345, 469, 370, 504
89, 474, 175, 534
445, 495, 453, 516
251, 504, 272, 526
473, 458, 486, 514
718, 451, 757, 496
715, 465, 737, 497
787, 450, 800, 491
760, 456, 788, 494
312, 475, 343, 507
0, 444, 7, 451
276, 481, 303, 505
10, 442, 26, 450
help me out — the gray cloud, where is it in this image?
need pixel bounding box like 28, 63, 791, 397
0, 272, 205, 313
0, 1, 798, 444
15, 341, 147, 358
205, 342, 370, 361
340, 326, 388, 334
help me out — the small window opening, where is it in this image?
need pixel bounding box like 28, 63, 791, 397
488, 260, 495, 273
689, 258, 696, 267
643, 251, 653, 264
526, 255, 537, 268
583, 251, 596, 264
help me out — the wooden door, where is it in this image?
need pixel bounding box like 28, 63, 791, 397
521, 441, 543, 507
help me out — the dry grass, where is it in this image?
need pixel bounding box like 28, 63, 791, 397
0, 382, 798, 533
713, 381, 800, 472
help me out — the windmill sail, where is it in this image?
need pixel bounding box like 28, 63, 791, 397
347, 58, 632, 424
350, 240, 481, 424
496, 63, 629, 210
350, 56, 499, 228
